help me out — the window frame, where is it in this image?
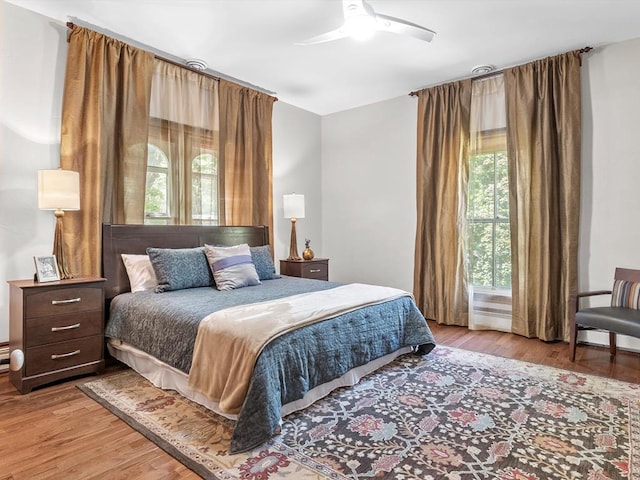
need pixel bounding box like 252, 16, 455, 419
467, 128, 511, 290
191, 151, 219, 225
144, 142, 172, 224
144, 117, 220, 225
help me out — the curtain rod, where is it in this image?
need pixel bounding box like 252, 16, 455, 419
66, 21, 278, 99
408, 46, 593, 97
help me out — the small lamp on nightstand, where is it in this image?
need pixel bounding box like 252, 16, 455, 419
38, 168, 80, 279
283, 193, 305, 260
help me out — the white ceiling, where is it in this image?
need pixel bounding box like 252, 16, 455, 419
6, 0, 640, 115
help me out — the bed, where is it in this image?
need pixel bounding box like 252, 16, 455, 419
102, 223, 436, 453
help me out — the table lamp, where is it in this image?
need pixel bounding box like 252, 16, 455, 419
283, 193, 305, 260
38, 169, 80, 279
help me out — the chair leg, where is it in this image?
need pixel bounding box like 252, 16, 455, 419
569, 319, 577, 362
569, 294, 579, 362
609, 331, 616, 357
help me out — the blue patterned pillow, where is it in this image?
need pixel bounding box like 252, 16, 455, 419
147, 246, 213, 293
205, 243, 261, 291
250, 245, 279, 280
611, 279, 640, 309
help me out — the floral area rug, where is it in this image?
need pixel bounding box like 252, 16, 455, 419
78, 346, 640, 479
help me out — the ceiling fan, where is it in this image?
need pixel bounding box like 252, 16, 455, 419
297, 0, 436, 45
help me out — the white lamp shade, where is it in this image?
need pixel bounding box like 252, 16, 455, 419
38, 169, 80, 211
283, 193, 305, 219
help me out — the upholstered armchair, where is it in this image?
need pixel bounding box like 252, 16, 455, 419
569, 267, 640, 361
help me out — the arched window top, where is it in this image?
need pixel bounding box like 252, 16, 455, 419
192, 153, 217, 174
144, 137, 219, 226
148, 144, 169, 168
145, 143, 170, 224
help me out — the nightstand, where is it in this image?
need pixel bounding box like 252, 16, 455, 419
7, 276, 106, 394
280, 258, 329, 281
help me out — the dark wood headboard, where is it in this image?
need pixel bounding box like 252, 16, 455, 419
102, 223, 270, 301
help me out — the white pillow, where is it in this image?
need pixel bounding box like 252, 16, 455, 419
121, 254, 158, 292
205, 243, 260, 291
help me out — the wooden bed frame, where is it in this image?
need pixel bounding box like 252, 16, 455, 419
101, 223, 270, 302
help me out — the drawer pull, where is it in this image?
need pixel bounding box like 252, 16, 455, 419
51, 350, 80, 360
51, 323, 81, 332
51, 297, 81, 305
309, 269, 321, 273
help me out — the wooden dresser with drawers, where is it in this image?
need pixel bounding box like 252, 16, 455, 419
7, 276, 105, 393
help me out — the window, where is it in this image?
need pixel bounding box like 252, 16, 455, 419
144, 144, 170, 224
144, 119, 219, 225
467, 131, 511, 289
191, 153, 218, 225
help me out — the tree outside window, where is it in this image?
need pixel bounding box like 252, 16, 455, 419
467, 145, 511, 289
191, 153, 218, 225
144, 143, 170, 224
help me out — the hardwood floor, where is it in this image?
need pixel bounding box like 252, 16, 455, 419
1, 323, 638, 479
0, 360, 198, 480
428, 321, 640, 383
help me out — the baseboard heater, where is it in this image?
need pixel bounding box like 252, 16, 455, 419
468, 286, 512, 332
0, 345, 9, 374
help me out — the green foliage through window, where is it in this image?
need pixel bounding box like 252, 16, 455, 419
145, 144, 169, 223
467, 150, 511, 289
192, 153, 218, 225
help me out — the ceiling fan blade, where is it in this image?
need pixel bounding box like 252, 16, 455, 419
375, 13, 436, 42
295, 28, 350, 46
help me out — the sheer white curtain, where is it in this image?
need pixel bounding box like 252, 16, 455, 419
470, 75, 505, 151
467, 74, 513, 332
147, 60, 220, 224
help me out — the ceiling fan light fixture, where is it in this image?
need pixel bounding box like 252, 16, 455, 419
471, 64, 495, 76
344, 14, 377, 41
296, 0, 436, 46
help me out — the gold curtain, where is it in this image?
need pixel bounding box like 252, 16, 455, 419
59, 26, 153, 275
218, 79, 276, 247
504, 51, 582, 341
149, 59, 220, 224
414, 79, 472, 325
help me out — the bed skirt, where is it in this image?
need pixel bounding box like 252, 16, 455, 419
108, 338, 413, 421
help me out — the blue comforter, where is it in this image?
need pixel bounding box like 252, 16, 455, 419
105, 276, 435, 453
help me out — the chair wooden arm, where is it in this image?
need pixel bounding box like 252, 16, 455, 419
569, 289, 613, 361
569, 290, 612, 315
575, 290, 612, 298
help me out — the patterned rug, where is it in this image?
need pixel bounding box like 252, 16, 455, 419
78, 346, 640, 480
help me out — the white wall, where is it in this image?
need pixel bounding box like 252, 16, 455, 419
272, 101, 323, 265
321, 95, 417, 292
578, 37, 640, 350
0, 1, 321, 342
0, 1, 68, 342
580, 37, 640, 284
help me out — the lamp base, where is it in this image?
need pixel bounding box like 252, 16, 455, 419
53, 210, 74, 280
287, 218, 301, 261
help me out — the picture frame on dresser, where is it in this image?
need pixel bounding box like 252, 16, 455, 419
34, 255, 60, 282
